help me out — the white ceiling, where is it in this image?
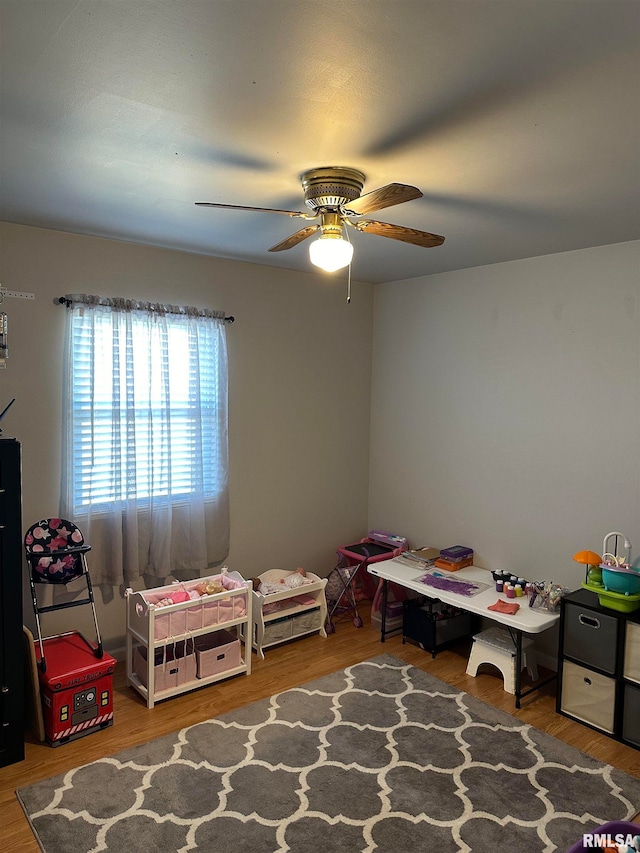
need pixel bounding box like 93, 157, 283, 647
1, 0, 639, 284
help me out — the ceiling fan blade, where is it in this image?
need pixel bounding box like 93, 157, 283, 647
357, 219, 445, 247
195, 202, 307, 217
343, 183, 423, 216
269, 225, 320, 252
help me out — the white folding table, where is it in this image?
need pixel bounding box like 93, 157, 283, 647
368, 559, 559, 707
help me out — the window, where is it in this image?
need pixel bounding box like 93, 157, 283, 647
61, 295, 230, 587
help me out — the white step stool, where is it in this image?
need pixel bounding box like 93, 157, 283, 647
466, 627, 538, 694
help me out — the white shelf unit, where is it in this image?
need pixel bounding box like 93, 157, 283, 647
125, 569, 252, 708
244, 569, 328, 659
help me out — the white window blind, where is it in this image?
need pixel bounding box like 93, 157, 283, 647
61, 295, 230, 586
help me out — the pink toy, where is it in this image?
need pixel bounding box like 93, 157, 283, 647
139, 572, 248, 639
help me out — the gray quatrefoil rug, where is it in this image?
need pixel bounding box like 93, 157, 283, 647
17, 654, 640, 853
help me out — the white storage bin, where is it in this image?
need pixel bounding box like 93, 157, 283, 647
623, 622, 640, 683
560, 660, 616, 733
291, 608, 322, 635
263, 617, 294, 643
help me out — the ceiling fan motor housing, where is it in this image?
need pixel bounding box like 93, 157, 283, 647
301, 166, 365, 211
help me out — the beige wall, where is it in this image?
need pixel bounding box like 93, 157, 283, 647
368, 240, 640, 657
0, 222, 374, 650
5, 221, 636, 662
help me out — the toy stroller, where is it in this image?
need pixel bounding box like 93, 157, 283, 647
24, 518, 104, 673
325, 535, 406, 631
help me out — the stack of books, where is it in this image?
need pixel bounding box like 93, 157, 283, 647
394, 547, 440, 569
434, 545, 474, 571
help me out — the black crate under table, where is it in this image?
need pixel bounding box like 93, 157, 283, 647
402, 596, 477, 658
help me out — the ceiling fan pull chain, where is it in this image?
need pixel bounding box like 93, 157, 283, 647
344, 226, 352, 303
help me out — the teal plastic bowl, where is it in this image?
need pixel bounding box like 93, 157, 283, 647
602, 565, 640, 595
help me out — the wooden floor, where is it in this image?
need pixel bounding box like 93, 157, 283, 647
3, 604, 639, 850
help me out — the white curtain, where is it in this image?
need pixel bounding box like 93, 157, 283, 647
61, 294, 229, 590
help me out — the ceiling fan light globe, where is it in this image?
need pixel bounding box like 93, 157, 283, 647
308, 235, 353, 272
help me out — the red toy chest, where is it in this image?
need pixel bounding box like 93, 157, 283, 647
36, 632, 116, 746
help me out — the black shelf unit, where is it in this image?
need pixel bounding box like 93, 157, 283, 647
0, 437, 24, 767
557, 587, 640, 750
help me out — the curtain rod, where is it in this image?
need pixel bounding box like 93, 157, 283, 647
56, 296, 234, 323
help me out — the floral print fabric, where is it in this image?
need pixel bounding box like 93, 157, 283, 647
24, 518, 86, 583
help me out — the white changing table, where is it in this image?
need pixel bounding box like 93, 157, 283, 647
244, 569, 328, 659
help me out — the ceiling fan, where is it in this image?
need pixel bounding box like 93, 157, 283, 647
195, 166, 445, 273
